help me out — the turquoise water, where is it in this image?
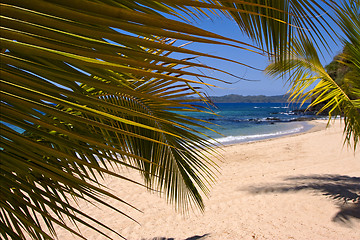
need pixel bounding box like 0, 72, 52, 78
182, 102, 319, 145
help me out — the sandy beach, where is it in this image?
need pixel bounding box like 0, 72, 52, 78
54, 120, 360, 240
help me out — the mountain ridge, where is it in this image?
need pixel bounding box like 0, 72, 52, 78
182, 94, 311, 103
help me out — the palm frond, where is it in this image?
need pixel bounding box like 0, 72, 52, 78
266, 0, 360, 149
1, 0, 336, 239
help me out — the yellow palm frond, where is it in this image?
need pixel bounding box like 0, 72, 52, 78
266, 1, 360, 149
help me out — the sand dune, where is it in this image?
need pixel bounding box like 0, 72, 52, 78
54, 120, 360, 240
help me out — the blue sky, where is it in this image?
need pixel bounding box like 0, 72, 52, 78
177, 13, 344, 97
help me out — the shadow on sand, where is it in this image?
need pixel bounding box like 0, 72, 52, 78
246, 174, 360, 225
142, 233, 210, 240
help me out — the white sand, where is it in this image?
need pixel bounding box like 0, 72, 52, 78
54, 120, 360, 240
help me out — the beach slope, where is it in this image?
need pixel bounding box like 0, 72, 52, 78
54, 120, 360, 240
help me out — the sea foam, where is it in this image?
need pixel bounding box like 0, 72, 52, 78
210, 126, 304, 145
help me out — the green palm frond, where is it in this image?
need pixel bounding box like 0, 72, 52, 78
1, 0, 335, 239
215, 0, 335, 59
266, 1, 360, 149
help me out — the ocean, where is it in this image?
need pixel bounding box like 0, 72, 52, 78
3, 102, 321, 146
182, 102, 321, 145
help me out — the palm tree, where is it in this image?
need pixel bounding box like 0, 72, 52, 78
266, 0, 360, 149
0, 0, 348, 239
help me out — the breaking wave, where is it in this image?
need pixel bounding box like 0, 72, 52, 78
210, 126, 304, 144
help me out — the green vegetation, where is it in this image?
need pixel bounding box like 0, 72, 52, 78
183, 94, 296, 103
325, 45, 359, 101
209, 94, 289, 103
325, 48, 351, 84
0, 0, 358, 239
308, 47, 354, 114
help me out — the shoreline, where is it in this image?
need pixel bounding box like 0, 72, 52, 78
51, 119, 360, 240
217, 119, 328, 148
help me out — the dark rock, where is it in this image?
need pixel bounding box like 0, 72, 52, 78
290, 116, 317, 122
266, 117, 281, 121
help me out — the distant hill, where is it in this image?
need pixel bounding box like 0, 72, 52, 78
181, 94, 309, 103
208, 94, 290, 103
